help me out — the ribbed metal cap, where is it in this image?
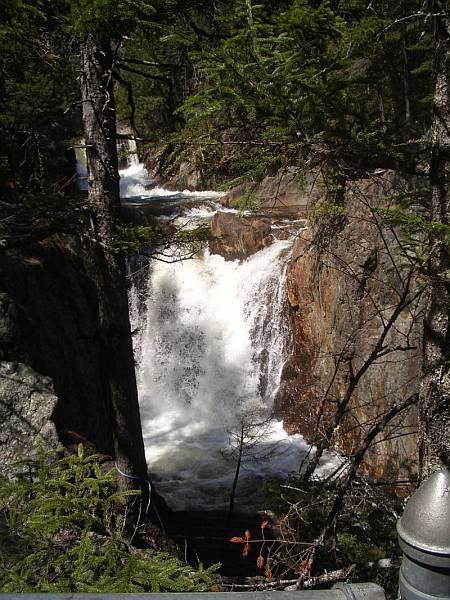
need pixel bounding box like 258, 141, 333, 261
397, 470, 450, 567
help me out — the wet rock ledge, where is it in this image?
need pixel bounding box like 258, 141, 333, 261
209, 212, 273, 261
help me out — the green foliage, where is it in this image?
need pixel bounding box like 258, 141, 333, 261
112, 223, 160, 253
374, 188, 448, 238
232, 188, 259, 212
150, 0, 435, 185
0, 0, 79, 201
69, 0, 155, 37
336, 532, 386, 564
267, 477, 400, 577
309, 197, 348, 242
0, 446, 216, 593
372, 188, 450, 273
377, 207, 450, 240
171, 0, 349, 179
1, 0, 436, 204
112, 221, 210, 255
175, 223, 211, 242
311, 200, 347, 220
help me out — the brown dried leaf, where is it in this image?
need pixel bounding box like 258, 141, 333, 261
256, 555, 265, 570
260, 520, 269, 529
244, 529, 251, 541
242, 543, 250, 558
230, 536, 245, 543
265, 563, 273, 581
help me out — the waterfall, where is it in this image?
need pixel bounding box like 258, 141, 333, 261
119, 162, 224, 200
72, 151, 339, 508
124, 160, 342, 511
75, 139, 224, 200
118, 136, 140, 169
75, 134, 141, 193
130, 239, 315, 511
74, 146, 88, 192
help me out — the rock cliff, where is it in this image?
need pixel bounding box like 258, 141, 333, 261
0, 235, 117, 468
276, 171, 422, 484
220, 168, 320, 216
145, 149, 225, 192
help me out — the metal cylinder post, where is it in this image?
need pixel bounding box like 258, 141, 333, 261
397, 469, 450, 600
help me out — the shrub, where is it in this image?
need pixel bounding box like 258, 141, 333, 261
0, 445, 216, 592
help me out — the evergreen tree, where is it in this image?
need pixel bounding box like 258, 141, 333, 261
0, 447, 217, 592
72, 0, 157, 497
163, 0, 435, 183
0, 0, 79, 200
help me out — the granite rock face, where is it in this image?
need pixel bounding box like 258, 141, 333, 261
0, 361, 59, 477
209, 211, 274, 260
277, 171, 422, 483
220, 167, 321, 216
145, 154, 223, 192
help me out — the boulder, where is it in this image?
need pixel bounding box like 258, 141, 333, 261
209, 211, 273, 260
0, 361, 59, 478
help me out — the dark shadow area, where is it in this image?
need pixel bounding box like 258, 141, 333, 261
165, 510, 269, 576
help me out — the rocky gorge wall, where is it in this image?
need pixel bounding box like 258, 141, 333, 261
277, 171, 422, 484
0, 168, 423, 486
0, 235, 116, 471
210, 170, 423, 485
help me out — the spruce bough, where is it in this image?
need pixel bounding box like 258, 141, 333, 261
0, 445, 217, 593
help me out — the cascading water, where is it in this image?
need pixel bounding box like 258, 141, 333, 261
125, 164, 339, 511
131, 241, 309, 511
77, 134, 223, 201
75, 137, 142, 194
73, 148, 340, 511
119, 162, 223, 201
74, 145, 88, 193
118, 136, 140, 169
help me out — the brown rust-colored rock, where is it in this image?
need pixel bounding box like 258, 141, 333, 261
209, 211, 273, 260
277, 171, 422, 484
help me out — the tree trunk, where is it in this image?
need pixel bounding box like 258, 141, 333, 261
401, 23, 411, 123
80, 33, 119, 241
419, 6, 450, 478
225, 423, 245, 541
80, 33, 148, 488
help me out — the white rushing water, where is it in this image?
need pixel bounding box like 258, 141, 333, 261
124, 161, 340, 511
132, 243, 291, 510
74, 146, 88, 192
76, 140, 223, 200
120, 163, 224, 200
73, 144, 340, 511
